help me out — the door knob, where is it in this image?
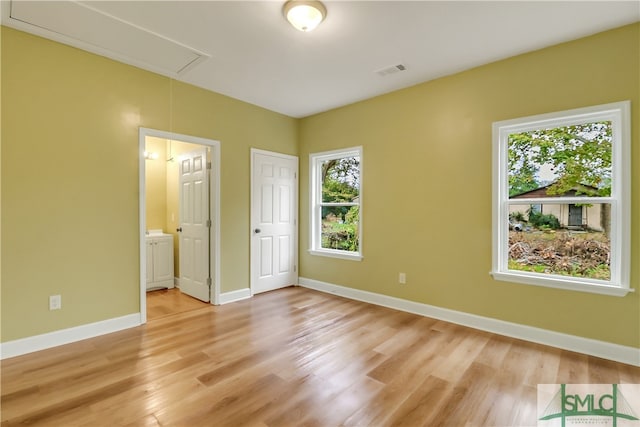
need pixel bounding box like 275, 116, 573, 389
254, 228, 261, 234
176, 227, 183, 232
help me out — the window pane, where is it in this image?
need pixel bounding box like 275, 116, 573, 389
321, 205, 360, 252
321, 157, 360, 203
508, 121, 612, 199
508, 203, 611, 280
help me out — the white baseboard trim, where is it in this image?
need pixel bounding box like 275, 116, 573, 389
299, 277, 640, 367
0, 313, 141, 360
219, 288, 252, 305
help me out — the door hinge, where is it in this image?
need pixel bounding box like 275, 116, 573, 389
207, 161, 212, 170
294, 265, 297, 272
206, 219, 212, 228
206, 277, 212, 287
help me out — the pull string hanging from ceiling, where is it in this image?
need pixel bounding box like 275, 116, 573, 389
144, 78, 176, 161
167, 78, 174, 162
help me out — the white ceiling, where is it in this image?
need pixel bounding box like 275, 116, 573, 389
3, 1, 639, 118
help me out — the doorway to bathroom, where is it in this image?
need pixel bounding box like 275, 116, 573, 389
138, 128, 221, 323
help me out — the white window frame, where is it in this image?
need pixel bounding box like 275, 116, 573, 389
492, 101, 631, 297
309, 147, 363, 261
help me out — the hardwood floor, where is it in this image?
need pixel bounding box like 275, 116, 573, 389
146, 288, 209, 321
2, 286, 638, 426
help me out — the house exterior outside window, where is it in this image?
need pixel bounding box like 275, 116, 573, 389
492, 101, 631, 296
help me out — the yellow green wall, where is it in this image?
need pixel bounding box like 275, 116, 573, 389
144, 137, 168, 231
1, 27, 297, 342
2, 23, 639, 349
298, 23, 640, 348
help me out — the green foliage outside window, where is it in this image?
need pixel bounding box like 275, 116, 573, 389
320, 157, 360, 252
508, 122, 612, 198
506, 121, 613, 279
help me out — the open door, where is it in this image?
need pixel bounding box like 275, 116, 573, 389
178, 148, 211, 302
140, 127, 221, 323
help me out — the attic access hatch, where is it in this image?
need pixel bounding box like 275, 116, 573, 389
6, 0, 209, 76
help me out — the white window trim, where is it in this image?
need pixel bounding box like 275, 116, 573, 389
309, 147, 363, 261
491, 101, 632, 297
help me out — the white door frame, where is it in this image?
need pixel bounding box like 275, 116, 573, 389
250, 148, 299, 295
138, 127, 221, 323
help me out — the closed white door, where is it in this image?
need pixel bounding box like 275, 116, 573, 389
179, 149, 210, 302
251, 150, 298, 294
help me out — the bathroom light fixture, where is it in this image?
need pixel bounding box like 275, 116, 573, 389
144, 151, 159, 160
283, 0, 326, 32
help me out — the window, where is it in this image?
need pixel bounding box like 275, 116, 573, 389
492, 101, 631, 296
309, 147, 362, 260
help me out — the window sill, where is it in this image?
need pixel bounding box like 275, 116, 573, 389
308, 249, 363, 261
491, 271, 633, 297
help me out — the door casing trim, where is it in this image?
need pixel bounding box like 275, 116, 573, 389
250, 148, 299, 296
139, 127, 221, 323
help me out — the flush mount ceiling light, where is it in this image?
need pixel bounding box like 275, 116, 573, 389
283, 0, 327, 32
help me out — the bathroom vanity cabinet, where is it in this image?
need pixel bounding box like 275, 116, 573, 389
146, 234, 174, 290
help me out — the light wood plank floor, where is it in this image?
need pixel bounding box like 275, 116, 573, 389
2, 286, 639, 426
146, 288, 209, 321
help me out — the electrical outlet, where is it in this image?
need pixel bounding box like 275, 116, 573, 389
399, 273, 406, 284
49, 295, 62, 310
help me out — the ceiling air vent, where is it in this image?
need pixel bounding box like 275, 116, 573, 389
375, 63, 407, 77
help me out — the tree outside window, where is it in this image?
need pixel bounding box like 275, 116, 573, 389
492, 101, 630, 296
508, 122, 612, 280
310, 147, 362, 260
